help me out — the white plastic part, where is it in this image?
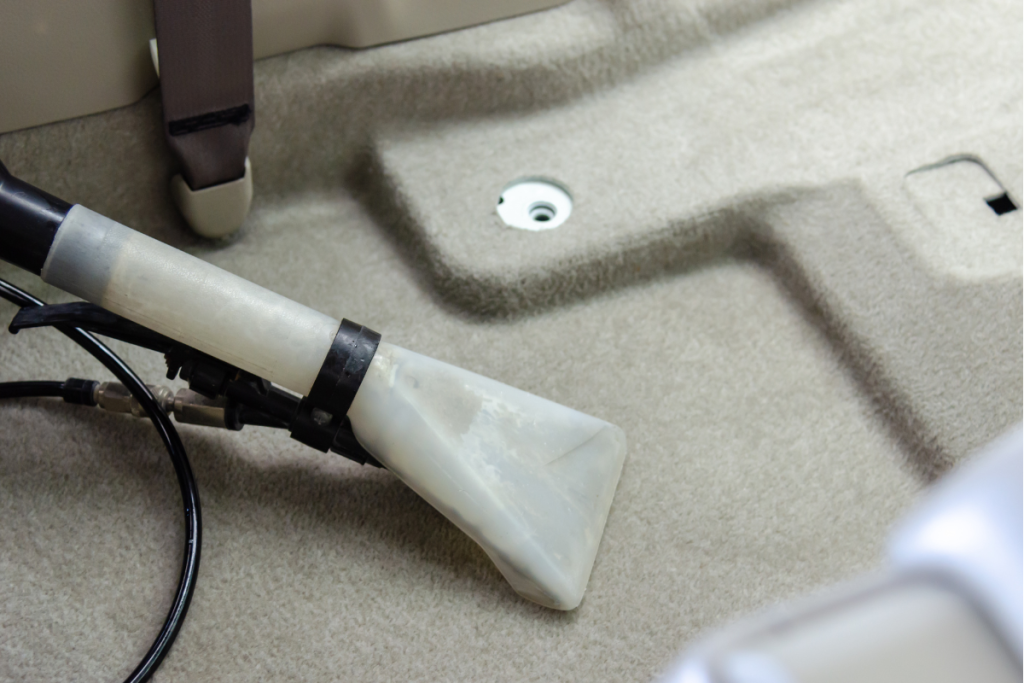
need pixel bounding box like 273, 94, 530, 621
497, 178, 573, 231
170, 157, 254, 239
889, 423, 1023, 660
347, 342, 627, 610
149, 37, 160, 77
41, 205, 338, 395
714, 581, 1019, 683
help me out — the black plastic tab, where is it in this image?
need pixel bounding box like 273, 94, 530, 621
289, 398, 340, 452
0, 160, 71, 274
11, 302, 179, 353
289, 398, 382, 466
308, 319, 381, 417
331, 423, 382, 467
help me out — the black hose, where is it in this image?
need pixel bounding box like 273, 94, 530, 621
0, 277, 201, 683
0, 380, 64, 400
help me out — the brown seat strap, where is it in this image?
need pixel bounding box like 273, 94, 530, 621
153, 0, 254, 191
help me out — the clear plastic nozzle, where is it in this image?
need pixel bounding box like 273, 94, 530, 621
348, 343, 627, 610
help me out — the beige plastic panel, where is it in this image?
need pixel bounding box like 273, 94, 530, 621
0, 0, 157, 134
251, 0, 568, 56
0, 0, 568, 134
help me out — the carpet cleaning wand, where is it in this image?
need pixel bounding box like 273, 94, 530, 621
0, 161, 626, 610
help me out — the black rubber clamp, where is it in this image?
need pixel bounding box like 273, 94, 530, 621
307, 319, 381, 418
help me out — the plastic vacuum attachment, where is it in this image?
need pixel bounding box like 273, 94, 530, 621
0, 162, 628, 609
350, 343, 626, 609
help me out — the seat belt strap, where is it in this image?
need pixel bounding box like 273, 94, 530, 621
153, 0, 254, 191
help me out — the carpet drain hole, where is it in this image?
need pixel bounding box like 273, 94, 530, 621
529, 202, 556, 222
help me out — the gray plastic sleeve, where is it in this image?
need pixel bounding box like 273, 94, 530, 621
41, 205, 339, 395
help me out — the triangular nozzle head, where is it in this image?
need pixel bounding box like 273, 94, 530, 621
347, 343, 627, 610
